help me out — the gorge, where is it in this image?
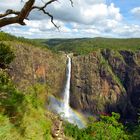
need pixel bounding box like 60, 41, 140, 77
1, 0, 140, 139
49, 49, 140, 126
1, 32, 140, 139
70, 49, 140, 123
46, 38, 140, 124
7, 35, 140, 124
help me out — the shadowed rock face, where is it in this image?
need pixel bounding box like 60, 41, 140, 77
102, 50, 140, 115
70, 49, 140, 122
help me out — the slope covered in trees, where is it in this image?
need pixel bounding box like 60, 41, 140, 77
44, 38, 140, 55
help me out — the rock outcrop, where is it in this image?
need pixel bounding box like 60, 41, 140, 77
8, 42, 66, 97
70, 49, 140, 122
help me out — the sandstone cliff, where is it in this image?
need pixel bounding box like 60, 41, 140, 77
70, 49, 140, 121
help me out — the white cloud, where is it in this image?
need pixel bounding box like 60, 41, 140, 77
0, 0, 140, 38
46, 1, 122, 25
112, 24, 140, 37
131, 7, 140, 18
0, 0, 23, 11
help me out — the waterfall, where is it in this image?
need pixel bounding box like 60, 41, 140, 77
63, 55, 71, 117
48, 55, 85, 128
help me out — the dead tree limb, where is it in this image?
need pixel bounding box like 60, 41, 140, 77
0, 0, 73, 28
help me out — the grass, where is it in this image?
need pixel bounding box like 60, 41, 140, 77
0, 67, 52, 140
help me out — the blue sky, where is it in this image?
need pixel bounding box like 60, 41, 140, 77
112, 0, 140, 23
1, 0, 140, 38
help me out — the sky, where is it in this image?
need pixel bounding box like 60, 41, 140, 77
0, 0, 140, 38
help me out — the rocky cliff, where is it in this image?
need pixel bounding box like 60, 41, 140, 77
7, 41, 66, 97
70, 49, 140, 122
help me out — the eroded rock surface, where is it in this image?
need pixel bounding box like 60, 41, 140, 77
8, 43, 66, 97
70, 50, 140, 122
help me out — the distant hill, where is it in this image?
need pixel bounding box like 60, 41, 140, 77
32, 37, 140, 55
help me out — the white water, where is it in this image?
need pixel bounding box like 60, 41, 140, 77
63, 55, 71, 117
48, 55, 85, 128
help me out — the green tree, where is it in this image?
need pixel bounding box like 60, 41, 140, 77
64, 112, 129, 140
0, 43, 15, 69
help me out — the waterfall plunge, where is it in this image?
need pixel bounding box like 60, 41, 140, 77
48, 55, 85, 128
63, 55, 71, 117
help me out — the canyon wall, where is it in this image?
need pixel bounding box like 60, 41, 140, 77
6, 39, 140, 122
70, 49, 140, 121
8, 42, 66, 97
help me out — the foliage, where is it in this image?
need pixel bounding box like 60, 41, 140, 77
0, 71, 52, 140
0, 31, 17, 41
131, 125, 140, 140
0, 43, 15, 68
0, 30, 54, 140
45, 38, 140, 55
0, 114, 22, 140
0, 32, 49, 49
18, 85, 52, 140
0, 71, 24, 118
64, 112, 130, 140
129, 116, 140, 140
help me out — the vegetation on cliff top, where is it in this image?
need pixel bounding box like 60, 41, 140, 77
45, 38, 140, 55
0, 32, 48, 49
0, 43, 15, 69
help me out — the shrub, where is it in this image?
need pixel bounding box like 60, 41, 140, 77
0, 43, 15, 69
0, 79, 52, 140
0, 114, 22, 140
64, 112, 129, 140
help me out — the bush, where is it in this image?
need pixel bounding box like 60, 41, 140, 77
0, 43, 15, 69
0, 71, 24, 124
64, 112, 130, 140
0, 70, 52, 140
17, 84, 52, 140
0, 114, 21, 140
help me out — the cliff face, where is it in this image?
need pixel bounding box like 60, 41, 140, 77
8, 42, 66, 97
70, 49, 140, 121
5, 38, 140, 122
102, 49, 140, 120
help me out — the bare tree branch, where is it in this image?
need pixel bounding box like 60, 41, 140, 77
0, 0, 35, 27
0, 0, 73, 28
41, 9, 59, 29
32, 0, 58, 10
32, 0, 60, 29
0, 10, 20, 18
18, 0, 35, 25
70, 0, 74, 7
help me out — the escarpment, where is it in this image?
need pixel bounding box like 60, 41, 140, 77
102, 49, 140, 120
8, 43, 66, 97
70, 49, 140, 121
